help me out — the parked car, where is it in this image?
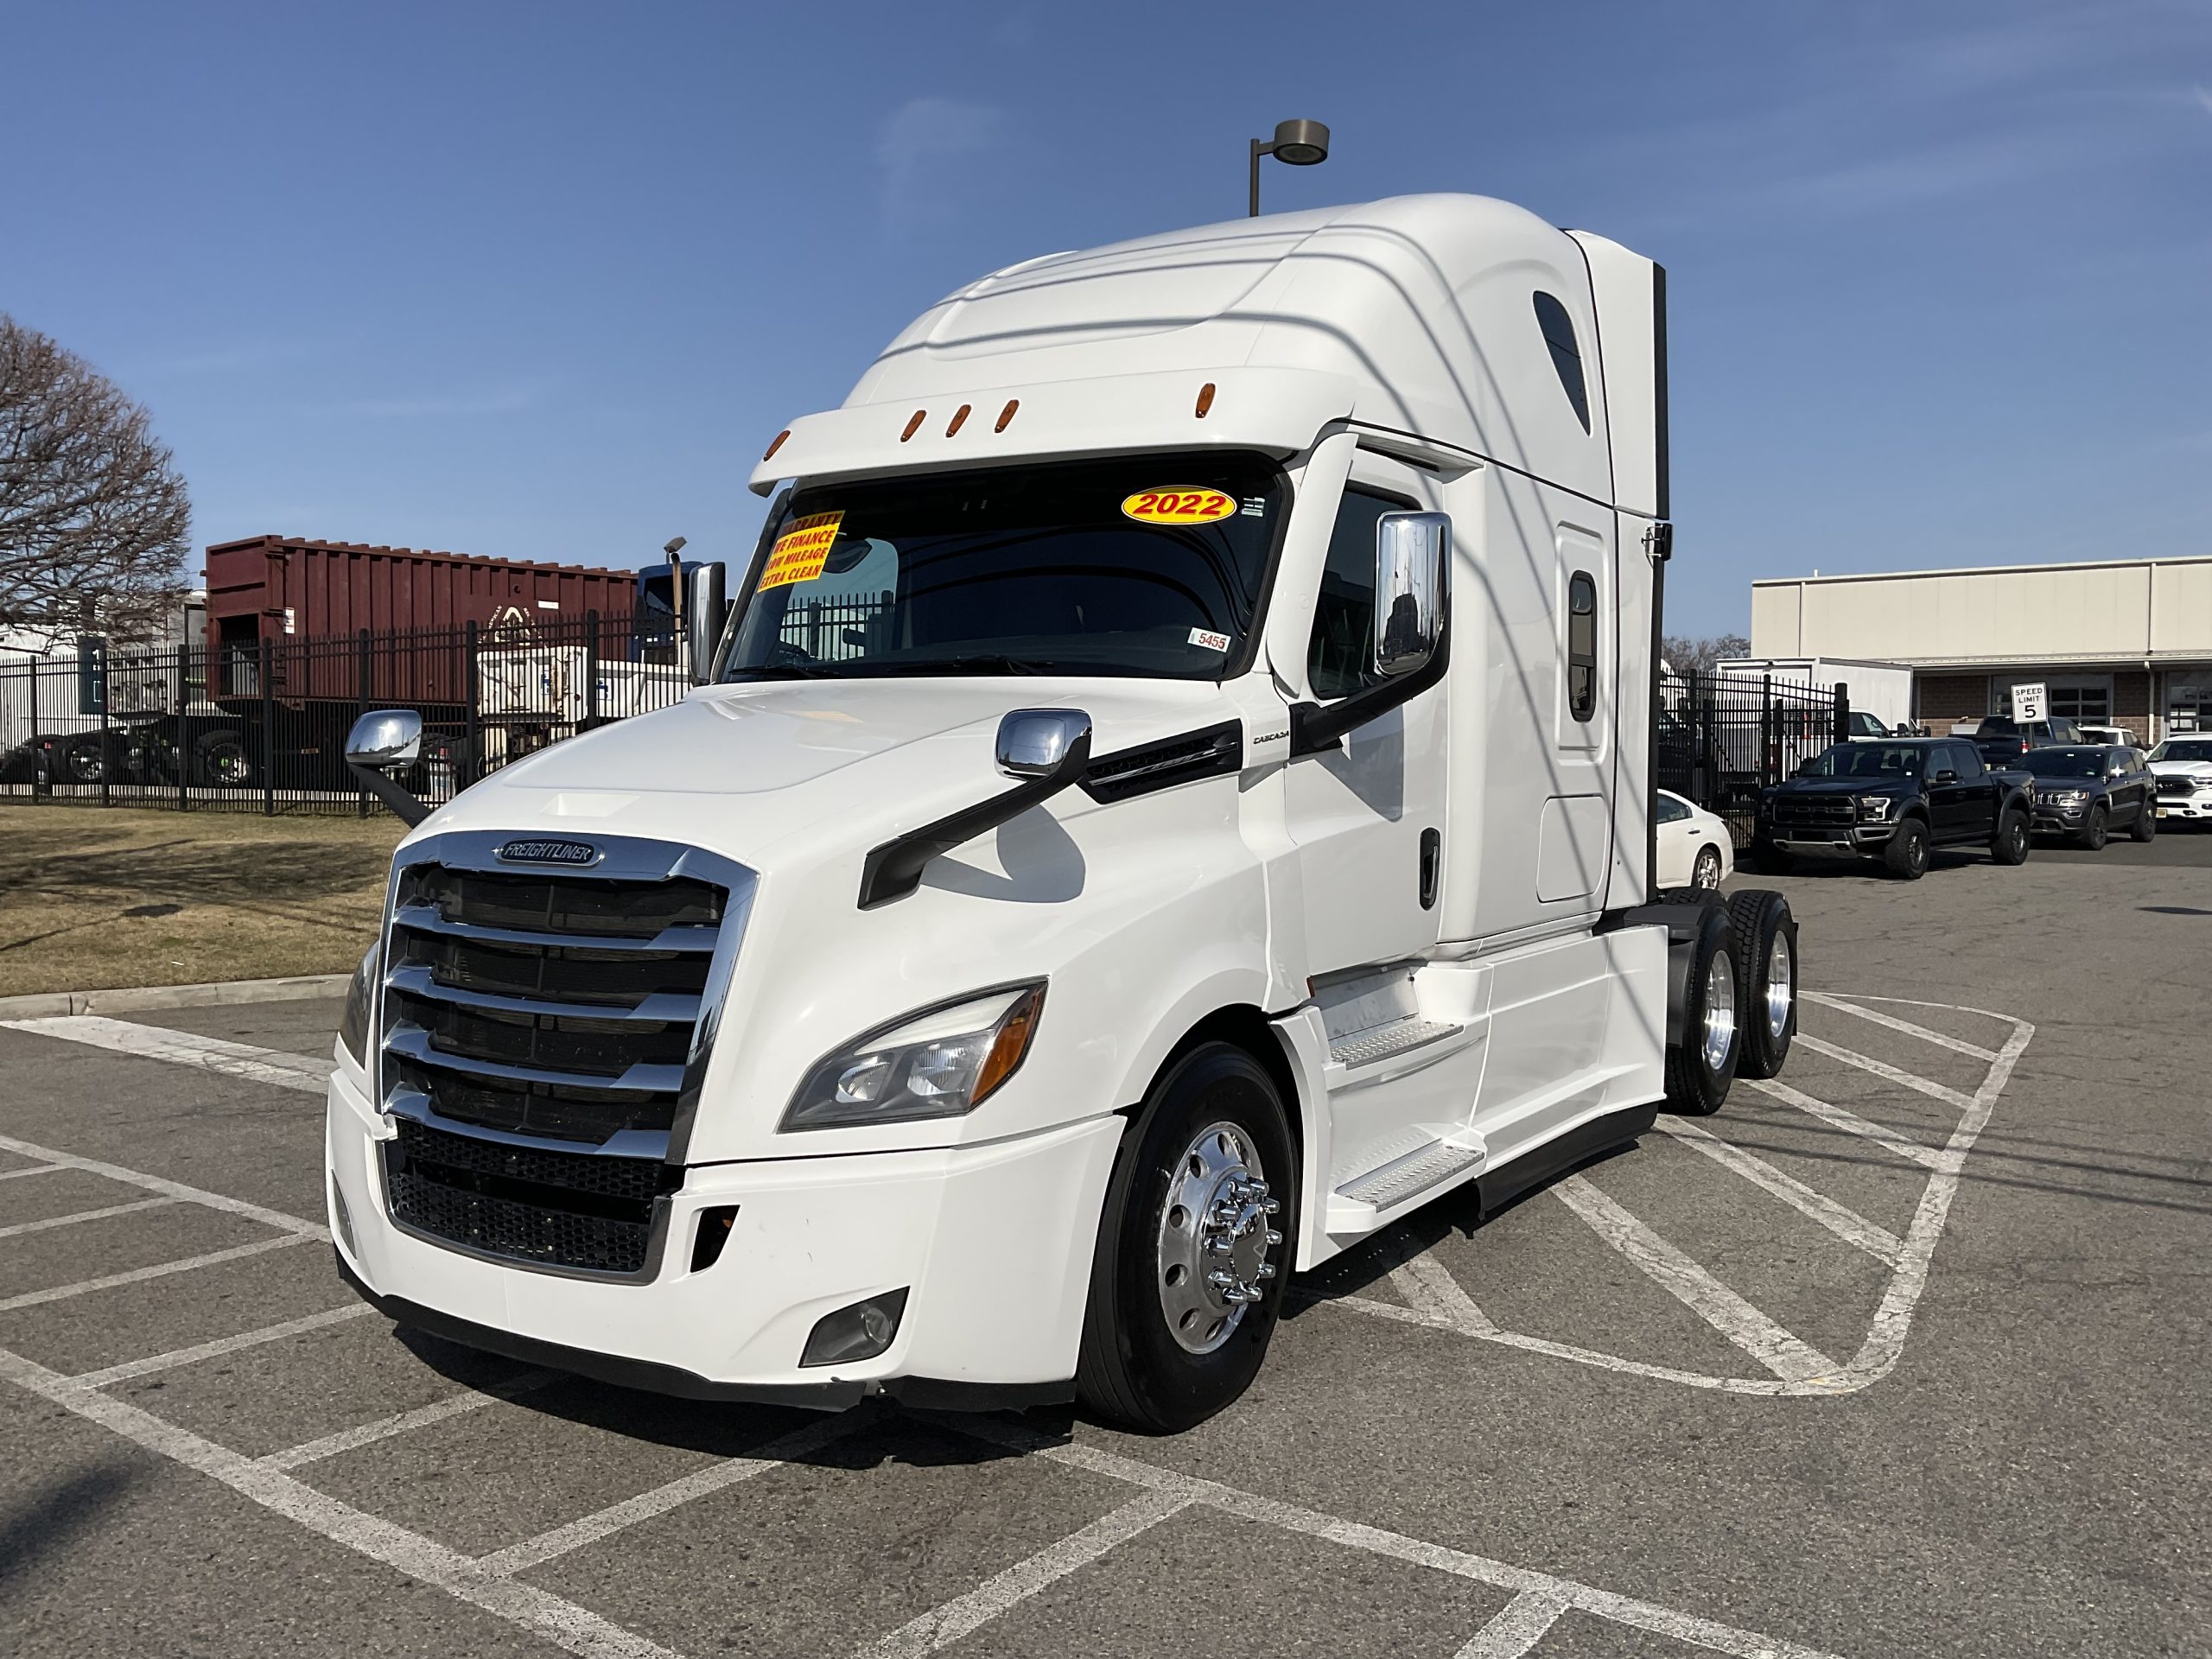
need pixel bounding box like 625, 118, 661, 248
1654, 788, 1733, 889
2078, 724, 2141, 748
1972, 715, 2087, 767
1754, 738, 2032, 880
2149, 736, 2212, 826
2021, 746, 2155, 849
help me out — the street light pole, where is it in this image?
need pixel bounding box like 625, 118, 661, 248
1248, 118, 1331, 216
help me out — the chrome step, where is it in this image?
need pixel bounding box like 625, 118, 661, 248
1334, 1138, 1484, 1213
1327, 1017, 1460, 1071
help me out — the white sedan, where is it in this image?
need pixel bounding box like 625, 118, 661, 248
1655, 788, 1734, 889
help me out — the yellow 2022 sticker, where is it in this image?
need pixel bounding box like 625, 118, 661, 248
1121, 487, 1237, 525
759, 512, 844, 589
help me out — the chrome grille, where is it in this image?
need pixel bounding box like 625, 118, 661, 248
2157, 775, 2200, 796
372, 830, 755, 1281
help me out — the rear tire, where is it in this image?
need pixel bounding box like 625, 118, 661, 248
1884, 817, 1929, 880
191, 729, 253, 789
1990, 808, 2031, 866
2075, 806, 2107, 851
1664, 907, 1739, 1116
2133, 802, 2158, 842
1076, 1042, 1295, 1435
1726, 891, 1797, 1081
1692, 846, 1723, 890
62, 738, 107, 785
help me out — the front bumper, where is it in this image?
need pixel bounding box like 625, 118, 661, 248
2156, 795, 2212, 821
1763, 821, 1894, 857
326, 1065, 1122, 1408
2031, 803, 2089, 835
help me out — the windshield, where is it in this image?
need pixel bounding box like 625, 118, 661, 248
2151, 740, 2212, 764
1798, 743, 1929, 779
2022, 747, 2106, 779
719, 454, 1287, 682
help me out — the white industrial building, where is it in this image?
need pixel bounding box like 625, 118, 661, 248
1751, 555, 2212, 741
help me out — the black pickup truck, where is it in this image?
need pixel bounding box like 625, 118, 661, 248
1753, 738, 2033, 880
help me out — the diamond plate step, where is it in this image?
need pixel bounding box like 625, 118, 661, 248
1327, 1017, 1460, 1070
1335, 1139, 1484, 1211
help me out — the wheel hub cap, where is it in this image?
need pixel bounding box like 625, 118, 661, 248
1764, 931, 1793, 1042
1156, 1122, 1282, 1355
1701, 954, 1737, 1073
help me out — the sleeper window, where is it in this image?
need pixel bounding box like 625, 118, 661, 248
1533, 292, 1592, 433
1567, 572, 1597, 721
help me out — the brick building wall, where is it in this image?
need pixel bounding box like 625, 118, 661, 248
1914, 674, 1987, 728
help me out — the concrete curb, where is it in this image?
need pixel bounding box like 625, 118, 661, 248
0, 973, 350, 1020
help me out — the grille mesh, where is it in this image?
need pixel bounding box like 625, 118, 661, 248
384, 1118, 671, 1275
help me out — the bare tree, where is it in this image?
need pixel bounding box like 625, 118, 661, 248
1662, 632, 1751, 676
0, 315, 190, 639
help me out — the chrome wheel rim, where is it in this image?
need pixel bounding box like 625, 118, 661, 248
1764, 931, 1793, 1043
1701, 954, 1737, 1075
1694, 849, 1720, 889
1156, 1121, 1281, 1356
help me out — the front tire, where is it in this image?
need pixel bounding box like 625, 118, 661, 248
1991, 808, 2031, 866
1077, 1042, 1296, 1434
1884, 817, 1930, 880
2133, 802, 2158, 842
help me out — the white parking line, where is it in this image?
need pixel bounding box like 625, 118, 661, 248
0, 1161, 66, 1181
0, 1195, 179, 1239
474, 1409, 875, 1578
0, 1344, 682, 1659
855, 1488, 1194, 1658
946, 1415, 1851, 1659
1455, 1587, 1575, 1657
1, 1014, 334, 1095
66, 1303, 375, 1389
1552, 1175, 1840, 1385
1803, 994, 1997, 1062
261, 1367, 562, 1471
1747, 1078, 1945, 1170
0, 1233, 315, 1313
1393, 1250, 1500, 1336
1659, 1117, 1904, 1265
1793, 1034, 1975, 1111
0, 1131, 331, 1239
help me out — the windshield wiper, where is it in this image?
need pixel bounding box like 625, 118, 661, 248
901, 654, 1058, 677
728, 662, 843, 682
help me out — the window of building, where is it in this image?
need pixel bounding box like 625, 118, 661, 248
1307, 486, 1415, 699
1992, 675, 2111, 723
1567, 571, 1598, 721
2167, 676, 2212, 735
1532, 293, 1592, 433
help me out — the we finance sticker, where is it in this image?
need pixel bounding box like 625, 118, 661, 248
1122, 487, 1238, 526
759, 512, 844, 589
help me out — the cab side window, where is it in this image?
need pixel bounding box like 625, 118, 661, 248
1946, 743, 1983, 778
1308, 486, 1413, 700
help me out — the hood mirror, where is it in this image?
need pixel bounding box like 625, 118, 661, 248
996, 708, 1092, 779
345, 709, 423, 770
1373, 512, 1449, 677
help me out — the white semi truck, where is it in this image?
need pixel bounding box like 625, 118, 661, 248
327, 194, 1802, 1433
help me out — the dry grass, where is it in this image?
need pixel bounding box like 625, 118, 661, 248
0, 804, 405, 996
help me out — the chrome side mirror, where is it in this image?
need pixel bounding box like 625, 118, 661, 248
683, 562, 728, 685
1373, 512, 1450, 677
996, 708, 1092, 779
346, 709, 423, 770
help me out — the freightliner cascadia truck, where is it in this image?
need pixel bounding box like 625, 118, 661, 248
328, 194, 1802, 1433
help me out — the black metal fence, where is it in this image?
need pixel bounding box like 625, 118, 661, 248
1, 611, 696, 816
1658, 668, 1853, 842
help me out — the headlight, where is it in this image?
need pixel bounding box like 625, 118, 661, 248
338, 943, 378, 1066
1857, 796, 1892, 820
781, 982, 1045, 1132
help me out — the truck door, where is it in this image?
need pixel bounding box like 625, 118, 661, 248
1934, 741, 1986, 838
1282, 454, 1448, 976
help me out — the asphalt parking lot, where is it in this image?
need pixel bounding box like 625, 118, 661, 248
3, 831, 2209, 1657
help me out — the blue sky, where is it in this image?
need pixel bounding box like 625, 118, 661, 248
6, 1, 2206, 634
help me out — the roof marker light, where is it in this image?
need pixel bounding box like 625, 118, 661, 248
763, 429, 790, 462
900, 410, 927, 442
995, 399, 1020, 433
1195, 382, 1216, 418
945, 404, 971, 437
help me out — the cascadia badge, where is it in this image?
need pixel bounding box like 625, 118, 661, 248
497, 837, 601, 867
